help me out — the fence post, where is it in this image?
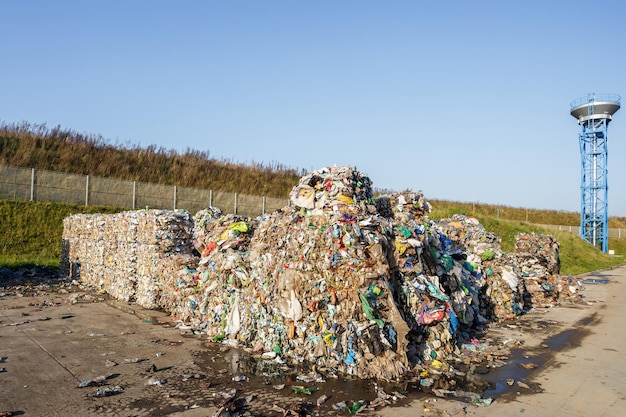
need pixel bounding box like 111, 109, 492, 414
85, 175, 89, 206
234, 193, 238, 215
262, 196, 266, 215
209, 189, 213, 207
132, 181, 136, 209
173, 185, 177, 210
30, 168, 35, 201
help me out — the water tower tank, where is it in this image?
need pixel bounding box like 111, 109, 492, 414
570, 94, 620, 121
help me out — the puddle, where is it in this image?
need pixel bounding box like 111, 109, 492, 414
163, 315, 599, 413
482, 324, 591, 399
582, 278, 609, 285
190, 344, 430, 414
481, 347, 548, 397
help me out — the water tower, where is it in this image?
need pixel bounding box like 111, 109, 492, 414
570, 93, 620, 252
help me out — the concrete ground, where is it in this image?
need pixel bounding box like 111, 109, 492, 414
1, 265, 625, 417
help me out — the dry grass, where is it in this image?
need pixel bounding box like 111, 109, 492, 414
0, 122, 300, 198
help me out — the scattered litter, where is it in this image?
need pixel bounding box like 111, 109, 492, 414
87, 385, 124, 397
316, 394, 328, 406
123, 357, 147, 364
146, 377, 166, 386
291, 385, 315, 395
77, 373, 115, 388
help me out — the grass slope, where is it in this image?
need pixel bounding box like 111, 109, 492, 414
1, 200, 624, 275
430, 205, 626, 275
0, 200, 121, 267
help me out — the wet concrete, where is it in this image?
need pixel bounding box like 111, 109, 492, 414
188, 342, 427, 415
582, 278, 610, 285
482, 313, 596, 401
1, 268, 618, 417
0, 283, 547, 416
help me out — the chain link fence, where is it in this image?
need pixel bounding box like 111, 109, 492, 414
536, 223, 625, 239
1, 164, 625, 237
0, 164, 289, 216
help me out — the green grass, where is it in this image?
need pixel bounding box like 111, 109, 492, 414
428, 208, 626, 276
0, 200, 121, 268
2, 199, 624, 275
429, 199, 626, 228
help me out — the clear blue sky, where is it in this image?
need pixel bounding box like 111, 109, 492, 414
3, 1, 626, 216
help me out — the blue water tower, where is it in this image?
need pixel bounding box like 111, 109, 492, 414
570, 93, 620, 252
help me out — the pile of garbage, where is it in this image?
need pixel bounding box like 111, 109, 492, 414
183, 166, 414, 380
61, 165, 576, 385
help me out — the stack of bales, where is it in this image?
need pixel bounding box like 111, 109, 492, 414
61, 165, 571, 382
513, 233, 580, 306
61, 209, 197, 308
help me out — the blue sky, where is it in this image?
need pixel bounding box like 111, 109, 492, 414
3, 1, 626, 216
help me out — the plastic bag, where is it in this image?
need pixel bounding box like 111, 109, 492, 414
225, 295, 241, 336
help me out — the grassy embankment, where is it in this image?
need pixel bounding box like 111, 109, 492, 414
0, 200, 121, 268
1, 199, 624, 276
1, 121, 624, 275
429, 201, 626, 276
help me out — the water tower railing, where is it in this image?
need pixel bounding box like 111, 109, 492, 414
570, 93, 621, 109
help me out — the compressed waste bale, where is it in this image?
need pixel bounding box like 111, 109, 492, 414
169, 208, 257, 330
514, 233, 560, 275
512, 233, 564, 308
479, 255, 530, 320
289, 165, 375, 211
61, 213, 106, 283
399, 213, 497, 361
375, 192, 461, 364
61, 209, 197, 308
244, 206, 410, 380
